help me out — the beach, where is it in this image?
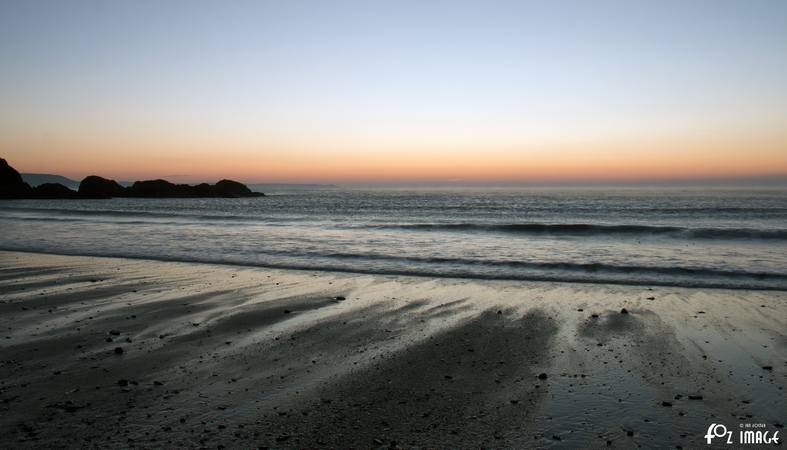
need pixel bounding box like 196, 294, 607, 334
0, 250, 784, 448
4, 0, 787, 447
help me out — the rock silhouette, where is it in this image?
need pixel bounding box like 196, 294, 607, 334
78, 176, 126, 198
123, 178, 263, 198
213, 179, 258, 196
0, 157, 264, 199
31, 183, 81, 199
0, 158, 32, 198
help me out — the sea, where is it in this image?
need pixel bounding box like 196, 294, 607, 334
1, 187, 786, 290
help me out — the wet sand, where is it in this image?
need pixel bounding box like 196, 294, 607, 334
0, 251, 784, 448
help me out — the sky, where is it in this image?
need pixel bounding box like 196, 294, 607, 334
1, 0, 786, 184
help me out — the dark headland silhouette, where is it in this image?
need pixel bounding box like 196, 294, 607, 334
0, 158, 264, 199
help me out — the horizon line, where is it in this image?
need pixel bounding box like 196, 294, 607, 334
19, 170, 787, 188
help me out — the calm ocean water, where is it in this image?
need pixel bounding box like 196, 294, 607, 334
1, 187, 786, 290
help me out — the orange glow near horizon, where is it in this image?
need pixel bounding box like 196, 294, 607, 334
3, 130, 786, 184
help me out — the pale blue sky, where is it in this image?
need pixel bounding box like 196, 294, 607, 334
1, 0, 786, 182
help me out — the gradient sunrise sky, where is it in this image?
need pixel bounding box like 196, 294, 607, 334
1, 0, 786, 184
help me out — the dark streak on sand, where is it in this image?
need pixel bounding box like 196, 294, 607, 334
265, 309, 558, 448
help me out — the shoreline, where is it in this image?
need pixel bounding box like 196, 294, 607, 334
2, 248, 785, 292
1, 251, 785, 448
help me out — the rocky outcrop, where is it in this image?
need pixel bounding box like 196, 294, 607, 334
213, 179, 257, 196
0, 158, 265, 199
125, 179, 189, 197
78, 176, 127, 198
30, 183, 80, 199
124, 179, 264, 198
0, 158, 32, 198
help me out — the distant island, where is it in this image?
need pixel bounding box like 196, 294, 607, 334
1, 158, 264, 199
20, 173, 80, 190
